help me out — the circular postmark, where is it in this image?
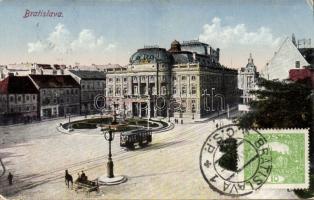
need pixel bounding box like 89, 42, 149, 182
199, 124, 272, 197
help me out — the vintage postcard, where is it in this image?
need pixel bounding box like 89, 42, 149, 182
0, 0, 313, 199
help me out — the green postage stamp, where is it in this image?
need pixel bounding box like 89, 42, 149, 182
244, 129, 309, 189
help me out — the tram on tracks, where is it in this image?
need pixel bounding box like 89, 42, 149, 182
120, 129, 152, 149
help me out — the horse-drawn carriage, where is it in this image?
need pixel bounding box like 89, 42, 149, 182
74, 179, 99, 193
120, 129, 152, 149
65, 170, 99, 193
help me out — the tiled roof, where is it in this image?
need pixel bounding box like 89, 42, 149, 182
0, 76, 38, 94
29, 75, 80, 88
171, 52, 194, 64
69, 70, 106, 80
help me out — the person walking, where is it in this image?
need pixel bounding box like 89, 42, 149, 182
8, 172, 13, 185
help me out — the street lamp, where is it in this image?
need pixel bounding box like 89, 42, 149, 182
103, 127, 115, 178
167, 107, 170, 122
97, 104, 127, 185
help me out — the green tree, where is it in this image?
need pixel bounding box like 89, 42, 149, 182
238, 78, 312, 129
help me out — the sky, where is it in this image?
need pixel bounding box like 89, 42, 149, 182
0, 0, 313, 70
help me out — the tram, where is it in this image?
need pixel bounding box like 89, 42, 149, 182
120, 129, 152, 149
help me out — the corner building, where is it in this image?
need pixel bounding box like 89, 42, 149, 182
105, 40, 238, 119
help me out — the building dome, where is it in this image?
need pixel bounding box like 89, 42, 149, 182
169, 40, 181, 52
129, 47, 173, 64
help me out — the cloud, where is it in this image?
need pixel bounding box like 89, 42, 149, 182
199, 17, 282, 48
28, 23, 115, 54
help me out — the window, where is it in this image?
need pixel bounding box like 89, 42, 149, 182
162, 76, 166, 81
17, 96, 22, 102
181, 76, 186, 81
173, 76, 177, 81
133, 77, 137, 81
33, 95, 36, 100
42, 90, 46, 95
124, 78, 127, 82
191, 85, 196, 95
182, 85, 187, 95
134, 86, 138, 94
116, 78, 120, 82
296, 61, 300, 68
75, 89, 78, 95
162, 86, 167, 95
66, 89, 69, 95
191, 76, 196, 81
109, 88, 113, 96
109, 78, 113, 82
173, 86, 176, 94
192, 99, 196, 103
26, 95, 30, 101
123, 88, 128, 95
82, 85, 85, 89
141, 76, 146, 81
116, 88, 121, 96
71, 89, 74, 94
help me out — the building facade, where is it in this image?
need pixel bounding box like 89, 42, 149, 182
238, 54, 259, 106
262, 35, 313, 81
105, 40, 238, 119
69, 70, 106, 114
0, 76, 38, 124
29, 75, 80, 119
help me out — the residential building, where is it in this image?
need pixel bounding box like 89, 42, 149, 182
262, 35, 313, 81
69, 70, 106, 114
29, 75, 80, 119
0, 76, 38, 124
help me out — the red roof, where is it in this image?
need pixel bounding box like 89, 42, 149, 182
29, 75, 80, 88
289, 68, 314, 88
0, 76, 38, 94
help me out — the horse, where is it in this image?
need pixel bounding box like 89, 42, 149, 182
65, 170, 73, 189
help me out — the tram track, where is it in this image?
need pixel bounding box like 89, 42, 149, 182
1, 121, 216, 194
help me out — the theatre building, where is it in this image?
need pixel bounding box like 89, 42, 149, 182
105, 40, 238, 119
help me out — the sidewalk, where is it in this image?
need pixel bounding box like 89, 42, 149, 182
165, 106, 239, 124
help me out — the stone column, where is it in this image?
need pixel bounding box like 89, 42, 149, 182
138, 76, 141, 96
128, 76, 132, 96
146, 76, 149, 95
139, 102, 142, 118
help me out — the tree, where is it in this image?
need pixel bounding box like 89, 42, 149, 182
238, 78, 312, 129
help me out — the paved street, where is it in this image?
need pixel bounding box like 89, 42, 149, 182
0, 116, 297, 199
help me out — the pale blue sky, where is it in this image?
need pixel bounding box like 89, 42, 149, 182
0, 0, 313, 69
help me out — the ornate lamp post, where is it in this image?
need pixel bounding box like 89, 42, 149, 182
97, 101, 127, 185
103, 126, 115, 178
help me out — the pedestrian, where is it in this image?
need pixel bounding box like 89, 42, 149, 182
181, 119, 183, 124
8, 172, 13, 185
216, 123, 219, 129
